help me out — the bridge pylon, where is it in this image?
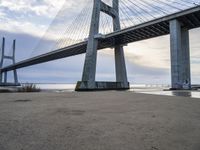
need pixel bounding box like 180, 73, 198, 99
0, 37, 20, 86
170, 19, 191, 90
76, 0, 129, 91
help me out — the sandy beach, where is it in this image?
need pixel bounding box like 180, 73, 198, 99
0, 91, 200, 150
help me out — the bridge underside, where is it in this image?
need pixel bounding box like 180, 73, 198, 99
1, 6, 200, 90
2, 6, 200, 72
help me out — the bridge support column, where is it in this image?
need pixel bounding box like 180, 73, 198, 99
113, 0, 129, 88
76, 0, 100, 90
0, 38, 20, 86
115, 45, 129, 87
75, 0, 129, 91
170, 19, 191, 90
12, 40, 19, 84
0, 72, 2, 83
0, 38, 4, 84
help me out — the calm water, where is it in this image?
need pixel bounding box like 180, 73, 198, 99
33, 83, 200, 99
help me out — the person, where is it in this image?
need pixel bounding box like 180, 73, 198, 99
183, 79, 189, 90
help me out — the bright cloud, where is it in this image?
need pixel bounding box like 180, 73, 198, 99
0, 0, 88, 38
0, 0, 65, 17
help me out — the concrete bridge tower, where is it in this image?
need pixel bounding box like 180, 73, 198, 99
0, 37, 19, 86
76, 0, 129, 91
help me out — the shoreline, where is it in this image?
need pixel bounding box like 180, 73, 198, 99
1, 86, 200, 99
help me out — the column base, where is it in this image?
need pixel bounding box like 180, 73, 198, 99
0, 83, 21, 86
170, 86, 192, 90
169, 88, 192, 90
75, 81, 130, 91
170, 82, 192, 90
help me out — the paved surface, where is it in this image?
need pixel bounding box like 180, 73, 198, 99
0, 91, 200, 150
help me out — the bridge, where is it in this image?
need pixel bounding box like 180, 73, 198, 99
0, 0, 200, 91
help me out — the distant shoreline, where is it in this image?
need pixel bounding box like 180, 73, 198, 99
1, 84, 200, 98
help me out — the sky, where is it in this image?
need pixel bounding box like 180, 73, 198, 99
0, 0, 200, 85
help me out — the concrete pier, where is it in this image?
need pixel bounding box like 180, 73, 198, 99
170, 19, 191, 90
76, 0, 129, 91
113, 0, 129, 88
80, 0, 101, 89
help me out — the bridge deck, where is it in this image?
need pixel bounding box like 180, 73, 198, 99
1, 6, 200, 72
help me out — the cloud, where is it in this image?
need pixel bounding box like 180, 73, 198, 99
0, 0, 65, 17
0, 0, 90, 39
125, 36, 170, 69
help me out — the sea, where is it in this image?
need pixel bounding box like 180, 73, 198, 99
30, 83, 200, 99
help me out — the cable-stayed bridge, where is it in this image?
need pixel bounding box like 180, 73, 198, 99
0, 0, 200, 90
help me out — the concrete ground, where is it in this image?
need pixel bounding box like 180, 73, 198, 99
0, 91, 200, 150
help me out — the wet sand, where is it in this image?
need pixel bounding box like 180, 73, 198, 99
0, 91, 200, 150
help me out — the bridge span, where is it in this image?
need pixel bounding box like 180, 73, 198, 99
1, 1, 200, 91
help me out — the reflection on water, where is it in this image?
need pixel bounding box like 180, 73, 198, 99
35, 84, 200, 98
35, 84, 75, 92
172, 91, 192, 97
131, 89, 200, 99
